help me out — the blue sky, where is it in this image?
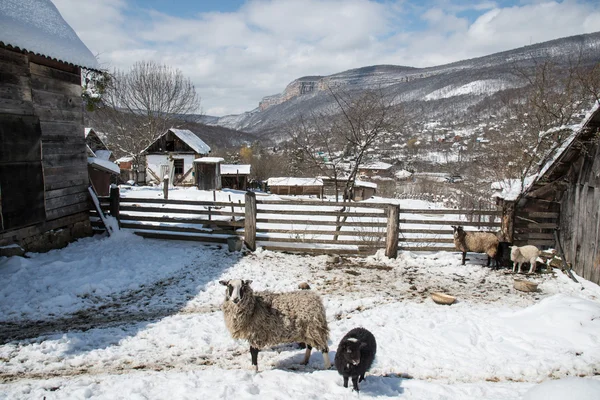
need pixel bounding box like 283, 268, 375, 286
52, 0, 600, 116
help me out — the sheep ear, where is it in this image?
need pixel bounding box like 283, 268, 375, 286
244, 280, 253, 286
219, 280, 229, 286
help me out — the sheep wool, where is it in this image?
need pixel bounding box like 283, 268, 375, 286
510, 245, 541, 274
452, 225, 499, 266
220, 279, 330, 372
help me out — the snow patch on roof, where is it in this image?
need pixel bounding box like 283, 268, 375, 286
88, 157, 120, 175
221, 164, 251, 175
0, 0, 99, 70
355, 180, 378, 189
267, 177, 323, 187
491, 175, 537, 201
360, 162, 393, 170
94, 150, 112, 161
194, 157, 224, 164
169, 129, 211, 155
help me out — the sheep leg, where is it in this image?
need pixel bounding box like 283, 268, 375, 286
322, 348, 331, 369
343, 375, 349, 388
529, 258, 537, 274
352, 376, 360, 392
250, 346, 259, 372
301, 344, 312, 365
461, 252, 467, 265
359, 373, 366, 382
517, 262, 523, 274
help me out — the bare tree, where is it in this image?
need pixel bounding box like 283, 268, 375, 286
482, 58, 600, 194
87, 61, 201, 180
286, 87, 405, 201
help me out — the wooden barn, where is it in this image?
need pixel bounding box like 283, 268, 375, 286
194, 157, 224, 190
86, 128, 118, 196
143, 128, 211, 186
0, 0, 99, 253
520, 105, 600, 284
220, 164, 250, 190
267, 177, 323, 198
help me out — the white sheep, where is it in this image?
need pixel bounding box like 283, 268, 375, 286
220, 279, 331, 372
510, 245, 541, 274
451, 225, 500, 267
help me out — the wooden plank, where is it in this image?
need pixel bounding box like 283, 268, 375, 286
245, 192, 257, 251
42, 152, 87, 168
399, 219, 501, 227
34, 106, 83, 123
43, 165, 87, 178
31, 89, 82, 111
120, 222, 236, 236
118, 205, 244, 217
254, 236, 382, 246
257, 245, 374, 256
0, 98, 34, 115
399, 209, 501, 216
0, 211, 88, 244
133, 231, 229, 244
398, 238, 454, 243
0, 114, 42, 163
46, 201, 89, 221
257, 199, 388, 209
0, 47, 29, 67
512, 232, 555, 240
514, 222, 558, 229
398, 246, 456, 252
29, 62, 81, 85
45, 184, 88, 200
0, 82, 32, 102
40, 121, 84, 140
118, 214, 244, 227
255, 218, 387, 227
513, 240, 556, 247
45, 191, 89, 212
386, 205, 399, 258
257, 209, 386, 218
518, 211, 560, 219
44, 174, 87, 191
255, 228, 387, 237
29, 74, 81, 97
120, 197, 245, 208
0, 60, 30, 77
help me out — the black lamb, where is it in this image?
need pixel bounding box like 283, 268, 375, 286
335, 327, 377, 392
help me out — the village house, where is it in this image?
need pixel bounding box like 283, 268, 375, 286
320, 176, 377, 201
142, 128, 211, 186
358, 162, 394, 178
0, 0, 100, 253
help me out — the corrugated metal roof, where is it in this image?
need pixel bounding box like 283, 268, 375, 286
0, 0, 100, 70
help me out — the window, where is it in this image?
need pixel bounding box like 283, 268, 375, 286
174, 159, 184, 175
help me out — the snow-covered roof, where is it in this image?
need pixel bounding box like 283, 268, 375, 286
169, 129, 211, 155
193, 157, 224, 164
267, 177, 323, 187
87, 157, 120, 175
116, 156, 133, 164
360, 162, 393, 170
0, 0, 99, 70
355, 180, 378, 189
221, 164, 251, 175
491, 175, 537, 201
94, 149, 112, 161
395, 169, 413, 179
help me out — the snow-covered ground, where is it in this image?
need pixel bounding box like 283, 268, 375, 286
1, 226, 600, 399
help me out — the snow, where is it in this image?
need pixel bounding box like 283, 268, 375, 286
168, 129, 211, 155
1, 213, 600, 398
355, 180, 377, 189
0, 0, 99, 70
395, 169, 413, 179
425, 80, 509, 101
221, 164, 251, 175
87, 157, 120, 175
194, 157, 225, 164
115, 156, 133, 164
491, 175, 537, 201
93, 149, 112, 161
267, 177, 323, 186
360, 162, 393, 170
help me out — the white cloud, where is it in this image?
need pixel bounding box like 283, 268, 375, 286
51, 0, 599, 116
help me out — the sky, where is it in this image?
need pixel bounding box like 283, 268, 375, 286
50, 0, 600, 117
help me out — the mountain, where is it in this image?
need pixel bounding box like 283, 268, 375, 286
207, 31, 600, 140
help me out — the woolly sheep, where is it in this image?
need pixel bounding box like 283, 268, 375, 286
451, 225, 500, 267
510, 245, 541, 274
335, 327, 377, 392
219, 279, 331, 372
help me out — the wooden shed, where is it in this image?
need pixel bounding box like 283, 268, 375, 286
267, 177, 323, 198
194, 157, 224, 190
521, 105, 600, 284
220, 164, 250, 190
0, 0, 100, 253
142, 128, 211, 186
320, 176, 377, 201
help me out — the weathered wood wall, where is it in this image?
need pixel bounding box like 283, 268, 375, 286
558, 138, 600, 285
0, 46, 91, 249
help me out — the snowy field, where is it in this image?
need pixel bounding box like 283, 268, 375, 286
1, 226, 600, 399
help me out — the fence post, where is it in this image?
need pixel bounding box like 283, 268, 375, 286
163, 176, 169, 200
109, 184, 120, 227
244, 191, 257, 251
385, 204, 400, 258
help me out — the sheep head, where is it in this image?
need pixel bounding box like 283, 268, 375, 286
451, 225, 465, 239
219, 279, 253, 304
338, 338, 366, 366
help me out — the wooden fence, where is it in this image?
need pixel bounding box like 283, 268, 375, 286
90, 188, 510, 257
